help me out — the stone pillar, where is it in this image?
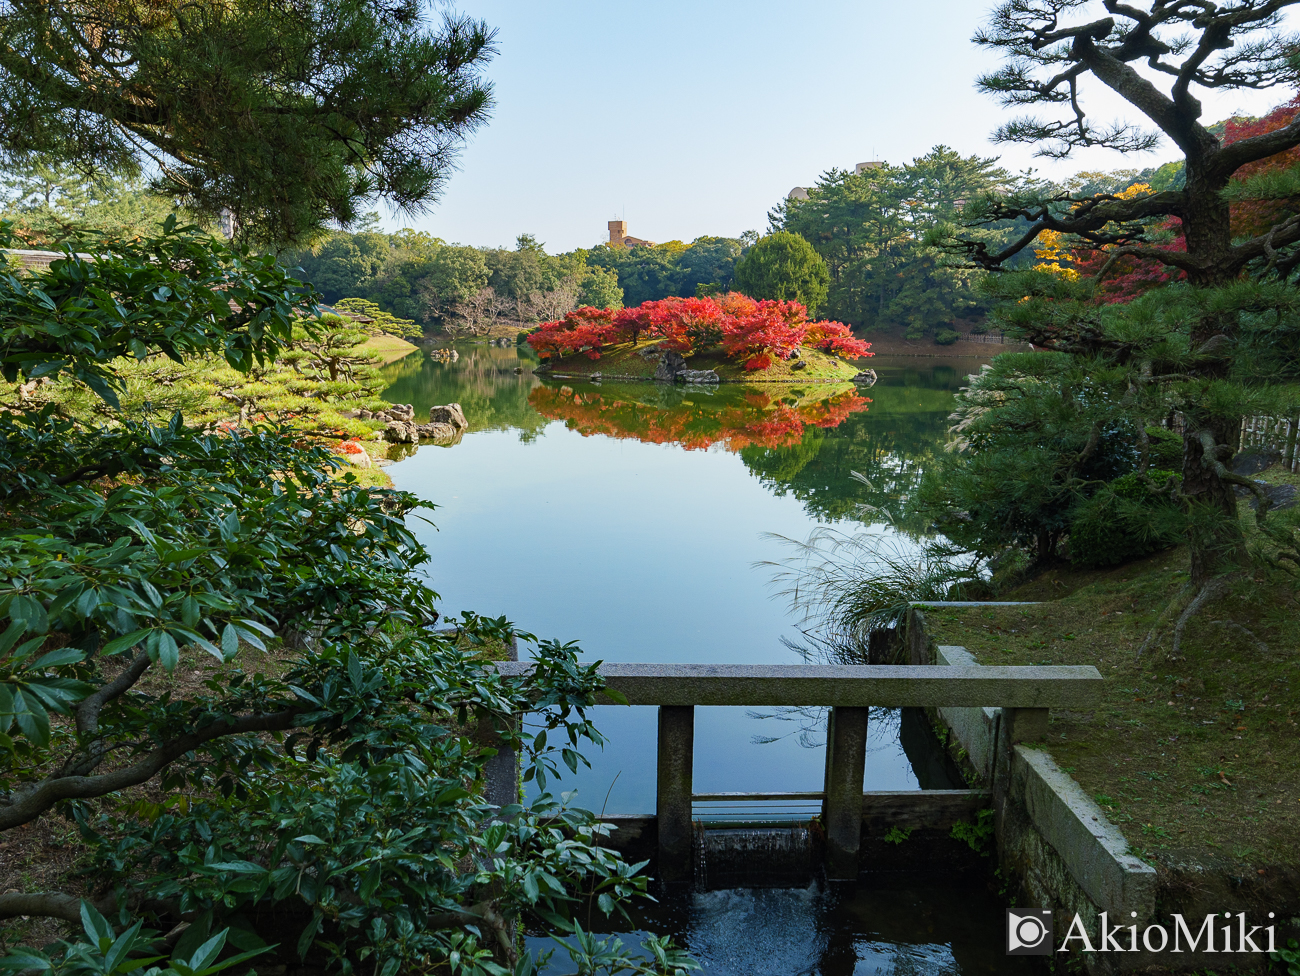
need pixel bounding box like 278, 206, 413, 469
1003, 707, 1049, 746
991, 707, 1050, 836
656, 705, 694, 883
483, 714, 520, 810
823, 706, 869, 880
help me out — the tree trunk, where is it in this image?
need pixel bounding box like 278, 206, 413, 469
1181, 413, 1247, 585
1178, 157, 1248, 585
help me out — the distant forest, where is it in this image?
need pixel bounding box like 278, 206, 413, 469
0, 149, 1185, 338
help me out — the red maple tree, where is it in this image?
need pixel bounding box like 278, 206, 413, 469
526, 293, 872, 368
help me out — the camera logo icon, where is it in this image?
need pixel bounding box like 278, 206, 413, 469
1007, 909, 1053, 955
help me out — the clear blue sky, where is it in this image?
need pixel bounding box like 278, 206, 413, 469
391, 0, 1292, 252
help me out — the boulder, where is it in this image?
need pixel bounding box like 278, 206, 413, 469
383, 421, 420, 444
677, 369, 720, 384
654, 350, 686, 382
358, 409, 374, 420
790, 360, 807, 371
1232, 449, 1281, 475
789, 348, 801, 360
429, 403, 469, 429
852, 370, 878, 387
416, 422, 458, 441
1243, 482, 1297, 511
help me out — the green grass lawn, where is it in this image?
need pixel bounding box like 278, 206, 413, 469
357, 333, 420, 364
926, 539, 1300, 870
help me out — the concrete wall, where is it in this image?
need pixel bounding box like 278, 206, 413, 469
915, 618, 1157, 973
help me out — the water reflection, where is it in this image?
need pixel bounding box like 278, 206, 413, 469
378, 343, 977, 525
380, 342, 991, 813
528, 880, 1037, 975
528, 383, 872, 452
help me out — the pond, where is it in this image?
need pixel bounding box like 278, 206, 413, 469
380, 341, 1022, 974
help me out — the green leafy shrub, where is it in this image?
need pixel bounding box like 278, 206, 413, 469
911, 352, 1153, 564
1144, 426, 1183, 470
1068, 469, 1184, 568
933, 328, 960, 345
950, 809, 994, 855
0, 224, 691, 976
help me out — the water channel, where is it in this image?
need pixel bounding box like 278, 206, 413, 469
380, 341, 1031, 975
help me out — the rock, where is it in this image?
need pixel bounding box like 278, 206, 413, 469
790, 360, 807, 371
358, 409, 374, 420
591, 372, 602, 382
636, 344, 663, 360
513, 366, 523, 374
677, 369, 720, 384
1232, 449, 1281, 475
383, 421, 420, 444
346, 447, 371, 469
789, 349, 800, 360
415, 422, 457, 441
852, 370, 878, 387
1249, 483, 1297, 511
654, 350, 686, 382
429, 403, 469, 429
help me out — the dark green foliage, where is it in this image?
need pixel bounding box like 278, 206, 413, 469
0, 902, 270, 976
0, 1, 497, 246
933, 329, 960, 345
0, 229, 691, 975
290, 229, 627, 331
912, 351, 1152, 562
1145, 426, 1184, 469
584, 243, 678, 307
1068, 470, 1184, 569
0, 217, 303, 405
733, 231, 830, 314
583, 235, 754, 307
770, 147, 1023, 332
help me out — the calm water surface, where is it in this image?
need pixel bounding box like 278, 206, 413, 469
380, 342, 1017, 974
381, 342, 983, 812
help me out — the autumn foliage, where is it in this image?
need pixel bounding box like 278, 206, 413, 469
529, 385, 871, 452
1036, 92, 1300, 303
526, 293, 872, 370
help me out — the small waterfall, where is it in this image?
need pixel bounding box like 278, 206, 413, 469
692, 823, 818, 890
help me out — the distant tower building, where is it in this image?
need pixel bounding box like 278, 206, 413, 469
787, 187, 810, 201
607, 219, 655, 248
855, 161, 885, 174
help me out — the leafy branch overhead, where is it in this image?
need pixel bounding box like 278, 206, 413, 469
0, 218, 309, 406
0, 1, 498, 246
957, 0, 1300, 280
0, 227, 697, 976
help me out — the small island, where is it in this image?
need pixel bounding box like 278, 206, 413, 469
527, 293, 873, 384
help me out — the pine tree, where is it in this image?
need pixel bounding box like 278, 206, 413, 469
0, 1, 496, 246
951, 0, 1300, 585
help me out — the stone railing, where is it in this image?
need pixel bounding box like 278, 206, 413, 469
491, 662, 1104, 882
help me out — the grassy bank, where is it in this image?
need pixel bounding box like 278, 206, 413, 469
358, 333, 421, 364
925, 486, 1300, 870
538, 339, 866, 382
